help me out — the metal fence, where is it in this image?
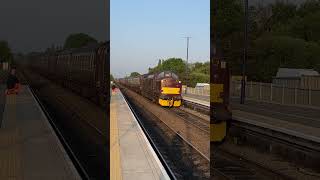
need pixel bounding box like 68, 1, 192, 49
231, 81, 320, 108
182, 82, 320, 108
182, 86, 210, 96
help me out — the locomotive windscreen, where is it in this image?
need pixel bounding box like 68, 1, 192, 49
157, 71, 178, 80
171, 73, 178, 80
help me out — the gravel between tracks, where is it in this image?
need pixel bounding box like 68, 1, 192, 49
20, 68, 108, 180
121, 86, 210, 158
213, 141, 320, 180
122, 87, 210, 179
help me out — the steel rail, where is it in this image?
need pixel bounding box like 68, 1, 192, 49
122, 92, 177, 180
29, 85, 90, 180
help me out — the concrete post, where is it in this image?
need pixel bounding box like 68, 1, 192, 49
270, 83, 273, 102
250, 81, 253, 98
259, 82, 262, 100
282, 85, 285, 104
309, 88, 312, 105
294, 87, 297, 104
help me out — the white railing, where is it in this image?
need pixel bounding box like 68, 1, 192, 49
182, 87, 210, 96
182, 82, 320, 108
231, 81, 320, 108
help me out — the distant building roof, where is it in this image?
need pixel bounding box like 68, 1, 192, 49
275, 68, 319, 78
195, 83, 209, 87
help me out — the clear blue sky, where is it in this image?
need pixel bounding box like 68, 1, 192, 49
111, 0, 209, 78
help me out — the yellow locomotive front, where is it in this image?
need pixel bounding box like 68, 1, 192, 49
157, 71, 182, 107
211, 59, 232, 142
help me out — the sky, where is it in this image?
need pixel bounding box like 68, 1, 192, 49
0, 0, 109, 53
111, 0, 210, 78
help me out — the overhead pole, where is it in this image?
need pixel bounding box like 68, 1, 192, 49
212, 0, 217, 59
183, 36, 191, 94
240, 0, 248, 104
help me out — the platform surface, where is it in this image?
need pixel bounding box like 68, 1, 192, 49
0, 85, 81, 180
183, 93, 320, 126
182, 94, 209, 107
110, 89, 170, 180
182, 93, 320, 142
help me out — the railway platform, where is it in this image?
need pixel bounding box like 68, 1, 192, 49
0, 85, 81, 180
182, 94, 209, 107
182, 93, 320, 142
110, 88, 170, 180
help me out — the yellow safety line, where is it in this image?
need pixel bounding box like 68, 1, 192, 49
110, 92, 122, 180
1, 94, 21, 178
4, 94, 17, 129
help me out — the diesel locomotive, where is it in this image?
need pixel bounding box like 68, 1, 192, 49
118, 71, 182, 107
210, 58, 232, 143
28, 42, 109, 106
210, 0, 232, 143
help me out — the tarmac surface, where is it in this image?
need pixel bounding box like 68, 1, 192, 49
183, 93, 320, 127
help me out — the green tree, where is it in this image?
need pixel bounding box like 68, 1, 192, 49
130, 72, 141, 77
148, 58, 187, 75
279, 11, 320, 43
157, 59, 162, 66
0, 40, 12, 63
63, 33, 98, 49
110, 74, 114, 81
147, 57, 210, 86
269, 2, 297, 28
189, 72, 210, 87
215, 0, 245, 75
216, 0, 243, 38
250, 34, 320, 81
160, 58, 186, 75
297, 0, 320, 17
148, 66, 159, 74
192, 61, 210, 74
217, 0, 320, 81
148, 57, 188, 84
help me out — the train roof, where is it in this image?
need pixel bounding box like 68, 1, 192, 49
69, 43, 101, 53
142, 71, 179, 80
41, 42, 108, 56
121, 70, 179, 80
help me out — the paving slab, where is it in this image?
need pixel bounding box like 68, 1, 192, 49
110, 89, 170, 180
0, 85, 81, 180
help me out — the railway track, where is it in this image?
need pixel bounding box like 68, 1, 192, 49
14, 65, 91, 179
210, 115, 320, 179
29, 86, 90, 180
18, 65, 108, 180
224, 120, 320, 179
182, 97, 320, 179
181, 98, 279, 179
122, 89, 210, 180
212, 147, 290, 180
183, 99, 210, 115
171, 108, 209, 134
